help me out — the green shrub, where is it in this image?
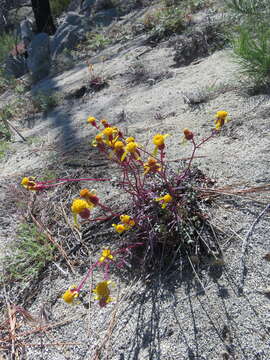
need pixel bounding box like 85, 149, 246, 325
0, 32, 16, 63
226, 0, 268, 15
143, 6, 185, 41
31, 91, 61, 113
50, 0, 71, 17
0, 140, 10, 160
85, 32, 111, 52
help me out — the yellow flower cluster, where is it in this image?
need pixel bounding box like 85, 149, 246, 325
112, 214, 135, 234
62, 281, 114, 307
88, 116, 142, 161
155, 193, 173, 209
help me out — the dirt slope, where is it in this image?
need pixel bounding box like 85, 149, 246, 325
0, 6, 269, 360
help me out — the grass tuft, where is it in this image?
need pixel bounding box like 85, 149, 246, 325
1, 223, 56, 284
0, 32, 16, 63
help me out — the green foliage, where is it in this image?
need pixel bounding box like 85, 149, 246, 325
226, 0, 268, 15
0, 103, 14, 143
0, 140, 10, 159
227, 0, 270, 86
0, 32, 16, 63
2, 223, 56, 283
0, 69, 16, 95
143, 5, 185, 41
232, 23, 270, 85
85, 32, 111, 52
31, 91, 61, 113
50, 0, 71, 17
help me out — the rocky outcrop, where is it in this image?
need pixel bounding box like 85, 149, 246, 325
50, 12, 88, 59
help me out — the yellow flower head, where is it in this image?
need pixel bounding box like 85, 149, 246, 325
93, 281, 113, 307
80, 188, 99, 207
62, 285, 79, 304
102, 127, 114, 137
155, 193, 173, 209
99, 249, 114, 263
152, 134, 170, 155
71, 199, 90, 214
143, 157, 161, 174
120, 214, 132, 224
87, 116, 96, 125
120, 214, 135, 228
121, 142, 140, 161
112, 223, 126, 234
215, 111, 228, 120
125, 141, 138, 153
126, 137, 135, 143
21, 176, 37, 190
95, 134, 103, 143
113, 140, 125, 152
21, 177, 30, 186
214, 111, 229, 130
101, 119, 109, 127
92, 133, 104, 147
153, 134, 169, 147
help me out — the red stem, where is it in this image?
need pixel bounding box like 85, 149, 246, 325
37, 177, 110, 185
77, 260, 100, 292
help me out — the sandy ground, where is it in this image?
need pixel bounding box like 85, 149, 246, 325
0, 6, 270, 359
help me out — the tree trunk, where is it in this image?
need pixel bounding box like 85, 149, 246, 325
31, 0, 56, 35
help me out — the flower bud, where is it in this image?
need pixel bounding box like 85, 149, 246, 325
183, 128, 194, 140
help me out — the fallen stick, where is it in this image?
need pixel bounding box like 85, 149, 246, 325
6, 119, 27, 142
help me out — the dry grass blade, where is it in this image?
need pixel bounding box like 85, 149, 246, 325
14, 341, 82, 347
29, 210, 75, 274
198, 184, 270, 203
3, 287, 17, 357
198, 183, 270, 195
1, 315, 83, 343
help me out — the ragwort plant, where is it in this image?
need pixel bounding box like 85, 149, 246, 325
21, 111, 230, 307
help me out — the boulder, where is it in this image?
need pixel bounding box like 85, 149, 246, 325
80, 0, 96, 15
92, 8, 118, 27
8, 6, 34, 25
20, 18, 33, 46
50, 12, 88, 59
27, 33, 51, 83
